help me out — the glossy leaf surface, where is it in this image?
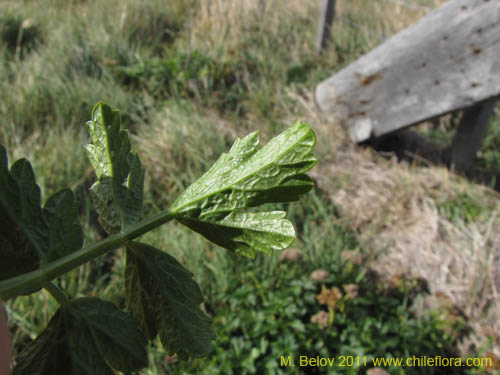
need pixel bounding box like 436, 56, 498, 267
170, 120, 316, 256
85, 102, 144, 233
179, 211, 295, 258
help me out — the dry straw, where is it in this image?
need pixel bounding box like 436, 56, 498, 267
293, 86, 500, 357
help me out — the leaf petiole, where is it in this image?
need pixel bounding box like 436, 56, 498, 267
43, 282, 69, 305
0, 209, 175, 300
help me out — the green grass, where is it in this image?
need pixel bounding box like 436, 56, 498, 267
156, 191, 468, 375
478, 110, 500, 179
415, 109, 500, 186
2, 0, 497, 373
437, 193, 487, 224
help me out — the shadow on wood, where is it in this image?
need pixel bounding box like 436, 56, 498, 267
443, 96, 498, 173
315, 0, 500, 189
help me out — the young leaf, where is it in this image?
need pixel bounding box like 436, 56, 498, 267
85, 102, 145, 234
179, 211, 295, 258
170, 120, 316, 256
0, 146, 83, 280
13, 297, 148, 375
125, 241, 215, 359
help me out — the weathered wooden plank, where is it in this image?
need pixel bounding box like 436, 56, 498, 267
316, 0, 336, 52
447, 97, 498, 173
315, 0, 500, 143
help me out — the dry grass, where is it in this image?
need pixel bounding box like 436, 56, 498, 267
288, 0, 500, 357
191, 0, 319, 60
189, 0, 445, 63
291, 87, 500, 358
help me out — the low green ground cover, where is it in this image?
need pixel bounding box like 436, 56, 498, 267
1, 0, 497, 373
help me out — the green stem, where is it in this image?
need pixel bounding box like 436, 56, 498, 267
44, 282, 69, 306
248, 271, 266, 304
328, 307, 335, 328
0, 210, 176, 300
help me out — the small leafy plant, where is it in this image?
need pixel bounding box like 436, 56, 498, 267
0, 102, 316, 374
169, 240, 466, 375
114, 50, 242, 110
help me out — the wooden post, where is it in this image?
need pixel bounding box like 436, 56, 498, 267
315, 0, 500, 143
447, 97, 498, 173
316, 0, 336, 52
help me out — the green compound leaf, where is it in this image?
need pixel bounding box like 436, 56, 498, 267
13, 297, 148, 375
125, 241, 215, 359
179, 211, 294, 258
85, 102, 145, 234
170, 120, 316, 257
0, 146, 83, 281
